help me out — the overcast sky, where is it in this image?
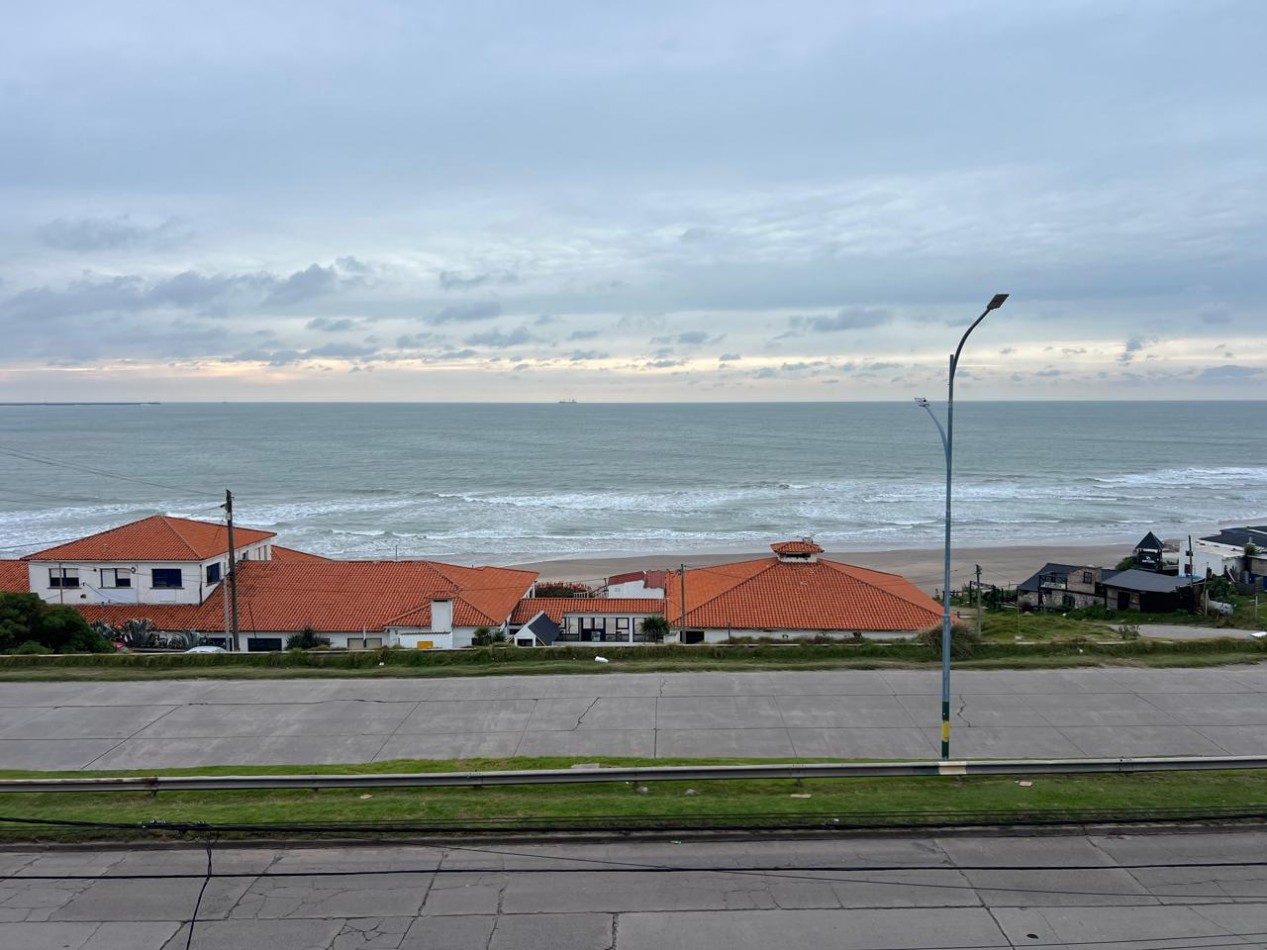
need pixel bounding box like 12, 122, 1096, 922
1, 0, 1264, 401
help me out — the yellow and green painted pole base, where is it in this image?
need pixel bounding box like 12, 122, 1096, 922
941, 702, 951, 759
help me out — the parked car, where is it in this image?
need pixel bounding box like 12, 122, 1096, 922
185, 645, 228, 653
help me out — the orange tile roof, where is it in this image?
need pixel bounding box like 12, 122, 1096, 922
771, 540, 823, 555
0, 560, 30, 592
512, 597, 666, 625
26, 515, 275, 563
65, 559, 537, 635
385, 563, 540, 629
664, 555, 941, 633
270, 545, 331, 562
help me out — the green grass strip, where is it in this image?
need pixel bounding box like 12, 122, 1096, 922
2, 757, 1264, 843
0, 637, 1263, 681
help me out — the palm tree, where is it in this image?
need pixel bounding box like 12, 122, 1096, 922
640, 616, 671, 643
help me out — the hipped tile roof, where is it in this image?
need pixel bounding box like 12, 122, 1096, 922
65, 559, 537, 635
664, 555, 941, 632
25, 515, 274, 563
230, 560, 537, 632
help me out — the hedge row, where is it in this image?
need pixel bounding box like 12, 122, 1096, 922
0, 636, 1261, 670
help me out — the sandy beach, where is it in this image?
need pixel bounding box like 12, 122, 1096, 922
513, 542, 1132, 593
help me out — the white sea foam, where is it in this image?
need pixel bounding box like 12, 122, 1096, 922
3, 402, 1267, 560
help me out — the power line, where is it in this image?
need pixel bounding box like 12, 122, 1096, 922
0, 446, 218, 498
0, 535, 82, 553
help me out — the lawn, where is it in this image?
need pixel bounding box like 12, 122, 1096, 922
0, 630, 1263, 681
3, 757, 1265, 843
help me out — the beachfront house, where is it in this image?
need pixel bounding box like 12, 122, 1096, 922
1101, 569, 1204, 613
1191, 526, 1267, 588
71, 558, 538, 651
1016, 563, 1109, 611
509, 598, 666, 646
214, 560, 536, 651
8, 514, 539, 650
662, 541, 942, 643
22, 515, 275, 607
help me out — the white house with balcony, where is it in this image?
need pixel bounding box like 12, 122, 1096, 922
23, 514, 274, 606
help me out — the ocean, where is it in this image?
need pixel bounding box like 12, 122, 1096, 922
2, 402, 1265, 565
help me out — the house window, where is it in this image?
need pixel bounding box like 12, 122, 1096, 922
206, 563, 222, 584
616, 618, 630, 631
101, 568, 131, 588
1082, 572, 1093, 584
48, 567, 79, 588
1061, 594, 1076, 609
152, 568, 183, 589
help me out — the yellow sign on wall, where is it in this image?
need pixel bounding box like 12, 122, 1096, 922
415, 640, 433, 650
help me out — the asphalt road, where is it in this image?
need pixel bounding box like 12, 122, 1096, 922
2, 666, 1267, 770
2, 829, 1265, 949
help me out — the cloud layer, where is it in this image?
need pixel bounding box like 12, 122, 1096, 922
1, 1, 1264, 400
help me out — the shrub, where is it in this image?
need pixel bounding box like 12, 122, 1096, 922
63, 627, 116, 654
915, 622, 983, 660
535, 582, 590, 598
13, 641, 52, 655
1207, 576, 1235, 602
639, 616, 672, 643
286, 627, 331, 650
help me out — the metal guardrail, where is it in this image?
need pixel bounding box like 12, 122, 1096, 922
2, 755, 1265, 795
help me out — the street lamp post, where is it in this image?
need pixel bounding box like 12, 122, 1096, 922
916, 292, 1008, 760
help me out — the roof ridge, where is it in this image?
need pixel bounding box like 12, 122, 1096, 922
682, 558, 780, 618
158, 515, 204, 559
819, 559, 908, 581
821, 561, 942, 613
819, 561, 938, 613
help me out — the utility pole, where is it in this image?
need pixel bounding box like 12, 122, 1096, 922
679, 563, 687, 643
975, 563, 983, 638
222, 489, 239, 649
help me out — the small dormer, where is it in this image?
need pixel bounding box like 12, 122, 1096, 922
771, 539, 823, 564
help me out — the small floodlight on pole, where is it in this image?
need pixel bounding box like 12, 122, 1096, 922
916, 293, 1008, 760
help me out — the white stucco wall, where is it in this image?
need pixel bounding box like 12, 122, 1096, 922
605, 580, 665, 599
26, 539, 271, 606
1192, 541, 1244, 579
394, 630, 456, 650
29, 560, 209, 605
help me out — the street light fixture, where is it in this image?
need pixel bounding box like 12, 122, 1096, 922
917, 293, 1008, 760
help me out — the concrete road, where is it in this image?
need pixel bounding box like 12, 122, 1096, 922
2, 666, 1267, 770
2, 829, 1266, 949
